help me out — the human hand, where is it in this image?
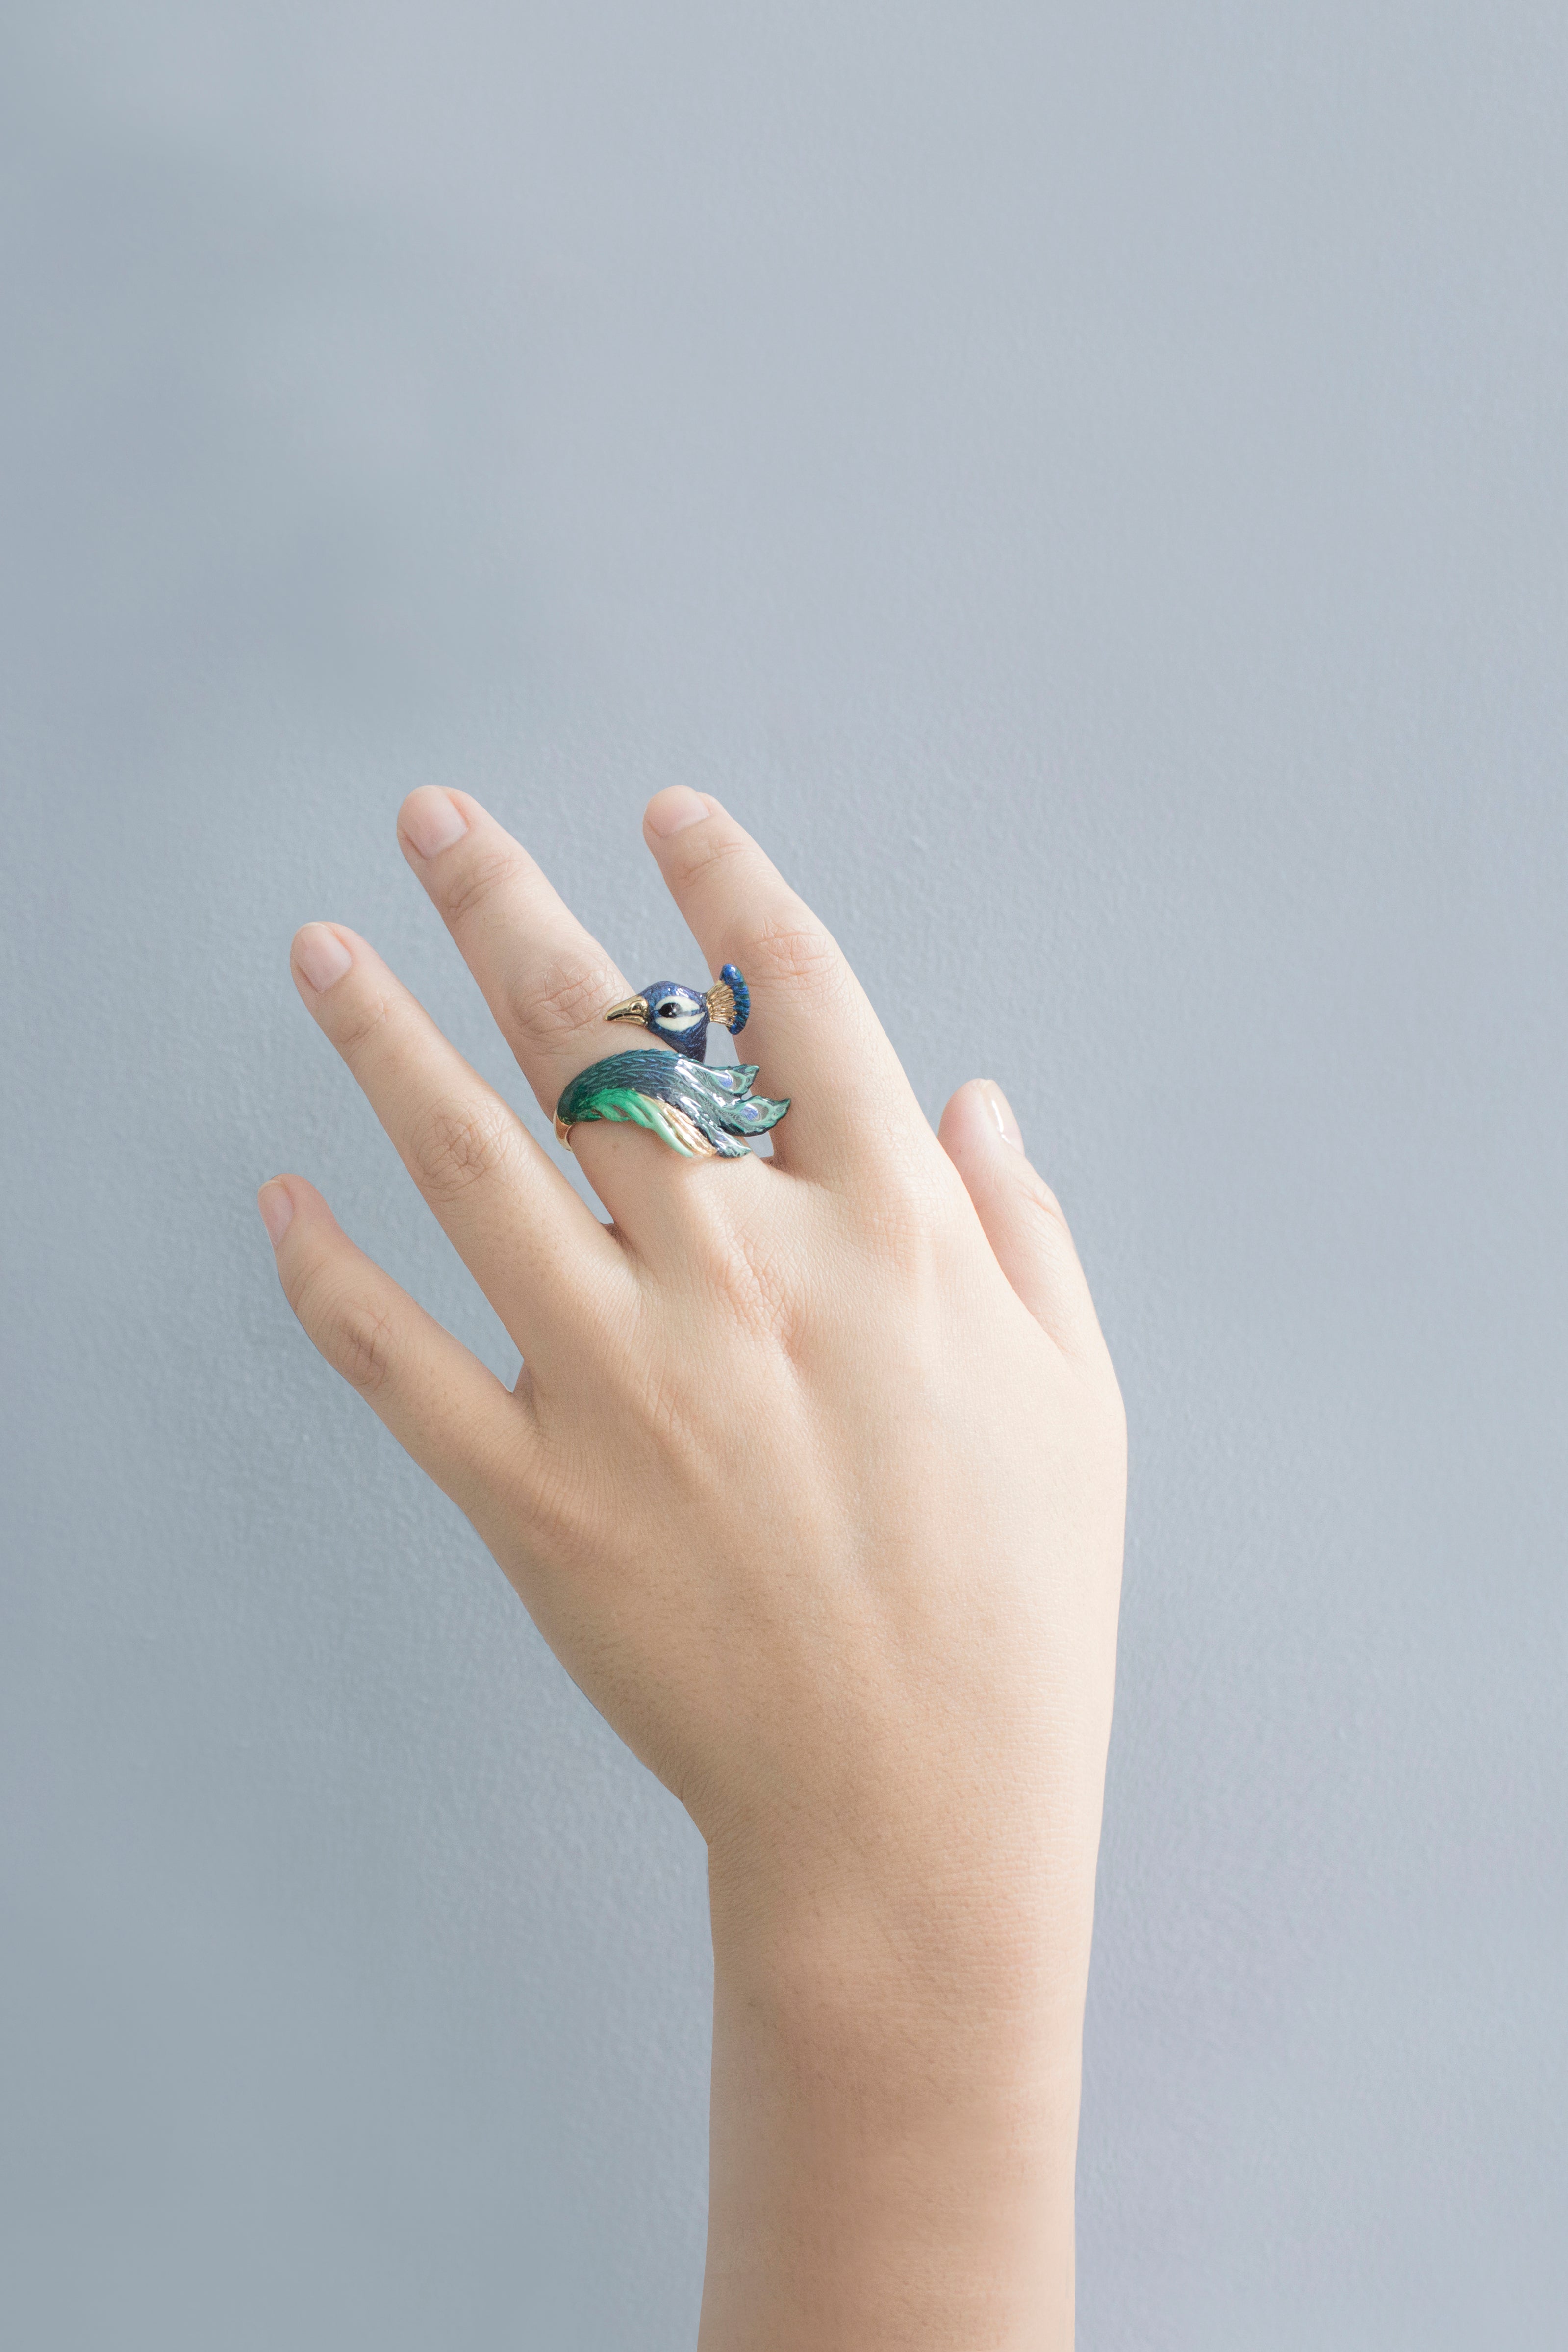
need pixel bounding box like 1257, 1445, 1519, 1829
259, 785, 1125, 2348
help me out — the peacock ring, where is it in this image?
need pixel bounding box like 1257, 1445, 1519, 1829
553, 963, 790, 1161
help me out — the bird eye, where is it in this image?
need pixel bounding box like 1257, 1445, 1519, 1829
658, 1000, 679, 1017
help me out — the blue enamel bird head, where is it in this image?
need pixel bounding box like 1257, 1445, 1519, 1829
604, 963, 750, 1061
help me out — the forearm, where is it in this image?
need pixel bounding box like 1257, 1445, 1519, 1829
698, 1850, 1099, 2349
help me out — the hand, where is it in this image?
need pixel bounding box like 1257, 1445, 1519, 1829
259, 784, 1126, 2349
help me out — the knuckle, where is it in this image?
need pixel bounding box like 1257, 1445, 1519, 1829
501, 1428, 578, 1548
440, 842, 525, 927
407, 1094, 518, 1203
862, 1183, 949, 1275
292, 1262, 397, 1395
1020, 1170, 1072, 1240
741, 912, 844, 998
673, 825, 751, 886
510, 950, 624, 1045
862, 1151, 954, 1240
332, 988, 393, 1062
328, 1298, 398, 1393
637, 1365, 704, 1459
703, 1222, 808, 1355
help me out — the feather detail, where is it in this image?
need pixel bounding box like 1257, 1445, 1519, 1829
554, 1049, 789, 1159
556, 1084, 719, 1156
720, 962, 749, 1034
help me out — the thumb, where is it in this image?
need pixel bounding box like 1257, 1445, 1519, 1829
937, 1079, 1109, 1365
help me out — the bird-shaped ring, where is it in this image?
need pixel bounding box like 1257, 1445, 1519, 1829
553, 964, 790, 1160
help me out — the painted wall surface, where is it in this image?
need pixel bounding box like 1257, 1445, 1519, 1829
2, 7, 1564, 2346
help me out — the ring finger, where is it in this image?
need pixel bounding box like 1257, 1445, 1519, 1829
396, 787, 766, 1246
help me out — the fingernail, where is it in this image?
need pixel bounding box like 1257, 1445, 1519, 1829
293, 924, 353, 993
980, 1080, 1024, 1150
257, 1181, 295, 1247
401, 789, 470, 860
645, 786, 711, 838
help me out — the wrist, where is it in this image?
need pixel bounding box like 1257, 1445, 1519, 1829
713, 1853, 1093, 2032
697, 1832, 1099, 2349
705, 1761, 1106, 2048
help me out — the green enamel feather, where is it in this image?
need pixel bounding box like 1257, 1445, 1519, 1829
573, 1085, 701, 1155
554, 1050, 790, 1159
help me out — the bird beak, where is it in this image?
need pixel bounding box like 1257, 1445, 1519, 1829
604, 993, 650, 1028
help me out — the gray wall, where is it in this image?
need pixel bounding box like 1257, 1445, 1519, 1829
2, 5, 1564, 2346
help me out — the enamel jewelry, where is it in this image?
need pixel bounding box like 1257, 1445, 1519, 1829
603, 962, 751, 1059
553, 964, 790, 1160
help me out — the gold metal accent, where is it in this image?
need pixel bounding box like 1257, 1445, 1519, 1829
663, 1105, 717, 1156
704, 979, 736, 1027
552, 1101, 714, 1158
604, 993, 649, 1027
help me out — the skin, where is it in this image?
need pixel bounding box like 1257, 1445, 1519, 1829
258, 784, 1126, 2348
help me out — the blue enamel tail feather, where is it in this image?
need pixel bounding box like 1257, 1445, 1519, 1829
554, 963, 788, 1160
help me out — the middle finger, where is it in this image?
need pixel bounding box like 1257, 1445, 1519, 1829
397, 787, 770, 1244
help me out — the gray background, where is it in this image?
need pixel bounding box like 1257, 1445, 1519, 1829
1, 3, 1563, 2345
